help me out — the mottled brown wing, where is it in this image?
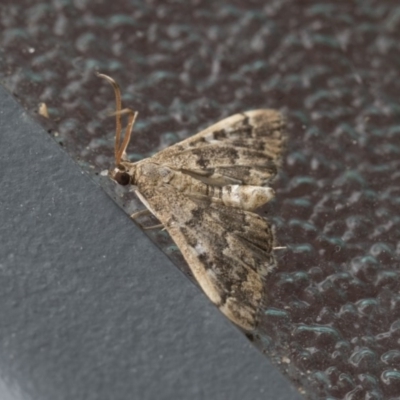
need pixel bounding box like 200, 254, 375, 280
150, 109, 286, 186
139, 183, 276, 330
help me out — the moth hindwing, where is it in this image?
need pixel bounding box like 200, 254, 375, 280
98, 74, 285, 330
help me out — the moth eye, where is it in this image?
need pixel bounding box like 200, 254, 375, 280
114, 171, 131, 186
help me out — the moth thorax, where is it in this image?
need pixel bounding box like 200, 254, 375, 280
140, 162, 173, 183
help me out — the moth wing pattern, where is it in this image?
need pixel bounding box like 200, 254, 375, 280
139, 182, 276, 331
131, 109, 286, 329
150, 109, 286, 186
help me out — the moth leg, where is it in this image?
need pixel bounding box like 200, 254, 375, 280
130, 209, 164, 230
143, 223, 164, 230
130, 209, 151, 220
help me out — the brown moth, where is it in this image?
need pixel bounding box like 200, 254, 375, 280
97, 73, 286, 331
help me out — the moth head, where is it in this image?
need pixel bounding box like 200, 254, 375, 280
109, 162, 137, 186
96, 72, 139, 186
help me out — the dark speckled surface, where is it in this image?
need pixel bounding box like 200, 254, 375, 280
2, 0, 400, 399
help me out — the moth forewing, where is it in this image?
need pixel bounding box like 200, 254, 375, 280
98, 73, 285, 331
134, 181, 277, 331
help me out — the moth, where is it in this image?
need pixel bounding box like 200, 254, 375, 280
97, 73, 286, 331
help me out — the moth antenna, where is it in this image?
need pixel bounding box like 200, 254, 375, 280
96, 72, 123, 164
116, 109, 138, 163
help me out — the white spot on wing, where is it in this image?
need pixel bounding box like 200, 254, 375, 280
194, 243, 206, 255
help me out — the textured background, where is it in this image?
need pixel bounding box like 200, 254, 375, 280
0, 85, 301, 400
1, 0, 400, 398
